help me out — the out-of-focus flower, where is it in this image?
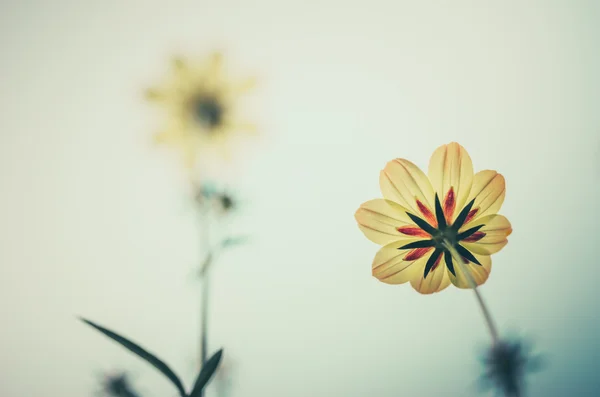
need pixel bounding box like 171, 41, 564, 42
479, 338, 544, 397
354, 142, 512, 294
217, 192, 235, 213
194, 181, 237, 214
146, 52, 256, 168
100, 372, 140, 397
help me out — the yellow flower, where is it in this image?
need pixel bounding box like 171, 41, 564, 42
354, 142, 512, 294
146, 52, 256, 168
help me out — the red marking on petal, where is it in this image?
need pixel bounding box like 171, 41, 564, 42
416, 199, 437, 227
461, 256, 470, 264
463, 231, 486, 242
464, 208, 479, 225
404, 247, 433, 261
430, 253, 443, 272
397, 226, 431, 237
443, 187, 456, 223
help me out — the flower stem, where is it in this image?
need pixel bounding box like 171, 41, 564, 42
198, 207, 212, 397
443, 241, 499, 345
200, 266, 210, 367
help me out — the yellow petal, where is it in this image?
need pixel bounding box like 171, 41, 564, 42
449, 252, 492, 289
229, 77, 257, 96
172, 57, 188, 73
410, 262, 451, 294
372, 242, 427, 285
153, 117, 189, 144
379, 159, 436, 221
226, 121, 258, 135
153, 128, 178, 144
145, 88, 165, 101
461, 214, 512, 255
207, 52, 223, 80
181, 142, 198, 169
428, 142, 474, 222
463, 170, 506, 226
355, 199, 425, 245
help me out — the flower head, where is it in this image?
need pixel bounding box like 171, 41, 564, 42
100, 372, 140, 397
479, 338, 544, 397
354, 142, 512, 294
146, 52, 256, 168
194, 181, 238, 214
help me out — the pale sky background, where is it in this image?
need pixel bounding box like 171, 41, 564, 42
1, 1, 600, 396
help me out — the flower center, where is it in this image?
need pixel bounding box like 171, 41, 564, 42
397, 192, 485, 279
191, 96, 223, 129
432, 227, 458, 248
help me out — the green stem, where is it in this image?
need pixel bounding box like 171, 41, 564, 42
443, 241, 499, 345
200, 267, 210, 367
198, 208, 212, 397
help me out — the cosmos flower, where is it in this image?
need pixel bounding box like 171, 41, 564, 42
100, 372, 140, 397
194, 181, 237, 214
354, 142, 512, 294
146, 52, 256, 168
479, 338, 544, 397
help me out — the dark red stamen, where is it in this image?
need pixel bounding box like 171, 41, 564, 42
397, 226, 431, 237
464, 208, 479, 225
416, 199, 437, 227
443, 187, 456, 223
463, 231, 486, 242
404, 247, 433, 261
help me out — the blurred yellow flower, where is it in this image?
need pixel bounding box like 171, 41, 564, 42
354, 142, 512, 294
146, 52, 256, 168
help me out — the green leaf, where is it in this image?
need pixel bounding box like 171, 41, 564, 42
189, 349, 223, 397
433, 194, 447, 230
221, 236, 249, 248
79, 317, 186, 397
405, 212, 437, 235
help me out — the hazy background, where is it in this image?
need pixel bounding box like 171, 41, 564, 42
1, 1, 600, 396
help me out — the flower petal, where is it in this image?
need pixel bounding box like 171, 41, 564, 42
461, 214, 512, 255
428, 142, 474, 222
228, 77, 257, 96
404, 247, 434, 261
449, 252, 492, 289
355, 199, 423, 245
410, 255, 451, 294
379, 159, 436, 222
172, 57, 189, 74
372, 242, 427, 285
145, 88, 166, 101
207, 52, 223, 80
463, 170, 506, 226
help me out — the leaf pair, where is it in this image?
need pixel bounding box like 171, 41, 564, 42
80, 318, 222, 397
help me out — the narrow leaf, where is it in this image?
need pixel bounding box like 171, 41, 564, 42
79, 317, 186, 397
189, 349, 223, 397
423, 248, 443, 279
221, 236, 249, 248
455, 244, 482, 266
456, 224, 484, 241
406, 212, 437, 235
398, 239, 435, 250
452, 198, 476, 231
433, 194, 447, 230
444, 250, 456, 276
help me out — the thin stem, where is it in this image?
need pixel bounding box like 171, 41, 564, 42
443, 241, 499, 344
200, 266, 210, 366
198, 206, 212, 397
